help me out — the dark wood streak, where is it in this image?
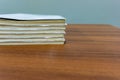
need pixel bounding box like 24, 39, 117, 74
0, 24, 120, 80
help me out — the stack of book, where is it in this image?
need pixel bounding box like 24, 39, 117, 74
0, 13, 66, 45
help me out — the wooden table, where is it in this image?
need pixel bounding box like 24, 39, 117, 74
0, 24, 120, 80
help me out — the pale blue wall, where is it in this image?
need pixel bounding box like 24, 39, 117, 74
0, 0, 120, 27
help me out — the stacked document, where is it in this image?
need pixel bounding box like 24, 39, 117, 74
0, 13, 66, 45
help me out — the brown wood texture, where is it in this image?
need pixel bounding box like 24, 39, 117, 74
0, 24, 120, 80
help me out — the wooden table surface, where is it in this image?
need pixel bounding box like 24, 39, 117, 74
0, 24, 120, 80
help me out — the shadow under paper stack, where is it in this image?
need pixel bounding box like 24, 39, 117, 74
0, 13, 66, 45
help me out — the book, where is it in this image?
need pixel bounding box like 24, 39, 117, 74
0, 34, 64, 39
0, 26, 66, 30
0, 42, 65, 45
0, 13, 66, 45
0, 38, 65, 42
0, 30, 65, 34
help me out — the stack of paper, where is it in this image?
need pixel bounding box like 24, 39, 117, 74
0, 13, 66, 45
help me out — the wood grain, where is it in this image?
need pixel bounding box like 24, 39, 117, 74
0, 24, 120, 80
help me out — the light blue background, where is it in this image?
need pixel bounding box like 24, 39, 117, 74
0, 0, 120, 27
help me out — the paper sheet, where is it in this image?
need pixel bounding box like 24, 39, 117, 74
0, 13, 65, 20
